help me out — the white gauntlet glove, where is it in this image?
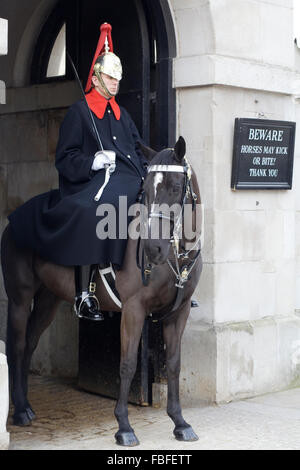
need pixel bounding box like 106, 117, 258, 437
91, 151, 112, 171
92, 150, 117, 201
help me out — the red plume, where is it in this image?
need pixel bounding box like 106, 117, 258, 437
85, 23, 114, 93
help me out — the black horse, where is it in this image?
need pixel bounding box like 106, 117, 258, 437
1, 136, 202, 446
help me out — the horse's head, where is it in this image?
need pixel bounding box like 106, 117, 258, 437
139, 136, 188, 265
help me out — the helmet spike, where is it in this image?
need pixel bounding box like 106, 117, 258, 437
104, 36, 109, 53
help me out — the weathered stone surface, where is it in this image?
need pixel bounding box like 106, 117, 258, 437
47, 108, 67, 163
180, 313, 300, 405
0, 165, 7, 213
0, 18, 8, 56
7, 161, 58, 212
31, 302, 78, 378
0, 111, 48, 164
0, 342, 9, 450
0, 80, 5, 104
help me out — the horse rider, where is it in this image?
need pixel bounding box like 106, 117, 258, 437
8, 23, 148, 321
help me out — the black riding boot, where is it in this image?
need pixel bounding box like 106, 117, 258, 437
74, 265, 104, 321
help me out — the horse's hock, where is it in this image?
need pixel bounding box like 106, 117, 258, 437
0, 341, 9, 450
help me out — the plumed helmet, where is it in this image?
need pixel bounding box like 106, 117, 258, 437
85, 22, 122, 93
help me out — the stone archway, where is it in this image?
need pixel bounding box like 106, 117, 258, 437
13, 0, 59, 87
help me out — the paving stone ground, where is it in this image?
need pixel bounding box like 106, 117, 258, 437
6, 375, 300, 450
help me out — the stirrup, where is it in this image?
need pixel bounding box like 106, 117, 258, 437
74, 293, 104, 321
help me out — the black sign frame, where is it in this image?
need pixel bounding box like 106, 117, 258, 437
231, 118, 296, 190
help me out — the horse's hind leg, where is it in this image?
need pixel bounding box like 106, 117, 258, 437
6, 295, 34, 426
163, 301, 199, 442
22, 287, 59, 421
7, 286, 59, 426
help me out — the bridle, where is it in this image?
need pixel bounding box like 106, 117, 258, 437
137, 156, 201, 294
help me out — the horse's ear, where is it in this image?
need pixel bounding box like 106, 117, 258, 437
174, 136, 186, 162
137, 141, 157, 161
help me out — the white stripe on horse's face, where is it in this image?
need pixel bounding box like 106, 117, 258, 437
149, 172, 164, 232
153, 172, 163, 200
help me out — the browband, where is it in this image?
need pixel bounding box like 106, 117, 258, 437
148, 165, 185, 173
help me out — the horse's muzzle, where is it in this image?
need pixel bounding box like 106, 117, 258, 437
144, 239, 170, 265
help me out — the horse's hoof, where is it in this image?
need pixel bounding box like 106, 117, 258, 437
115, 431, 140, 447
174, 426, 199, 442
25, 406, 36, 421
13, 411, 32, 426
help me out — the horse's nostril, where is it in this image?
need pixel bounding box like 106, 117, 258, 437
144, 240, 170, 265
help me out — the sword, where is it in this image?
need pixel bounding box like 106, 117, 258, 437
66, 51, 104, 152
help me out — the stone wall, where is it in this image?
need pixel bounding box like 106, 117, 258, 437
0, 82, 81, 377
171, 0, 300, 404
0, 341, 9, 450
0, 15, 9, 451
0, 18, 7, 104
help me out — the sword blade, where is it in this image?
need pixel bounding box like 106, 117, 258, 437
66, 51, 104, 152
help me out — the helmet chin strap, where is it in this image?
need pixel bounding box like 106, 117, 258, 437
94, 72, 119, 99
98, 73, 113, 98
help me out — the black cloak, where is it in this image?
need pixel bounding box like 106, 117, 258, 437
8, 99, 148, 267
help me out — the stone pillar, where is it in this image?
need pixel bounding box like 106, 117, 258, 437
0, 17, 9, 450
0, 18, 7, 104
170, 0, 300, 405
0, 342, 9, 450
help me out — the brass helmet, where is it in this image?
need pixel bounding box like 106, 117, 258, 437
94, 52, 122, 82
85, 23, 122, 94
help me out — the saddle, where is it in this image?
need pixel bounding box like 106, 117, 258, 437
98, 263, 122, 309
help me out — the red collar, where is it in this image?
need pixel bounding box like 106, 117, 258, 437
85, 88, 121, 120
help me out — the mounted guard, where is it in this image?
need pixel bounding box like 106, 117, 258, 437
2, 22, 203, 447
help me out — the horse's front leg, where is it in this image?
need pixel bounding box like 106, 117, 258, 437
114, 299, 146, 446
163, 300, 199, 442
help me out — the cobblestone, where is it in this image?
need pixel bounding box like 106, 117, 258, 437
7, 375, 300, 450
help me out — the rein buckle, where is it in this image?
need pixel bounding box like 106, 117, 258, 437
89, 282, 96, 294
181, 267, 189, 281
